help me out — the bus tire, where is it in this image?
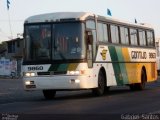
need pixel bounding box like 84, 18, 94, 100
129, 69, 146, 91
136, 69, 146, 90
43, 90, 56, 99
129, 84, 135, 91
92, 70, 106, 96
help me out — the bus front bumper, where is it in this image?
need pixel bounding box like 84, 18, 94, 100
23, 75, 97, 90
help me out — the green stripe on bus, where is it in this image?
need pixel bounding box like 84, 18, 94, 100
48, 63, 78, 71
116, 47, 129, 84
58, 64, 69, 71
48, 64, 60, 71
108, 46, 123, 85
49, 64, 69, 71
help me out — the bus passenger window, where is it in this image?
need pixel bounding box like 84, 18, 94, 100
97, 23, 108, 42
120, 27, 129, 45
147, 31, 154, 46
130, 28, 138, 45
97, 23, 103, 42
103, 24, 108, 42
139, 29, 146, 46
111, 25, 119, 44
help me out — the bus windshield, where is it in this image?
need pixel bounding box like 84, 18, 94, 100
24, 22, 86, 61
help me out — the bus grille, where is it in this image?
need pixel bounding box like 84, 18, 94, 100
37, 71, 67, 75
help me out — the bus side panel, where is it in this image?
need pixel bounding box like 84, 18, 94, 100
113, 47, 157, 85
108, 46, 125, 86
122, 47, 139, 84
145, 62, 157, 82
123, 63, 138, 84
96, 45, 157, 87
95, 45, 118, 86
122, 47, 157, 84
133, 62, 157, 83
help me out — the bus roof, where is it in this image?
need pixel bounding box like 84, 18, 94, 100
98, 15, 154, 29
24, 12, 153, 29
24, 12, 94, 23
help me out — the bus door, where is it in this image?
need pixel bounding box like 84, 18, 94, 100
86, 30, 93, 68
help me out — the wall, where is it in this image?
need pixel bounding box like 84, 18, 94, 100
0, 58, 17, 77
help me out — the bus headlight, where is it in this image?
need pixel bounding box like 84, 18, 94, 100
25, 81, 31, 85
24, 72, 36, 77
68, 71, 80, 75
25, 81, 34, 85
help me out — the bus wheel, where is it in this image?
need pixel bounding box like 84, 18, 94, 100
137, 69, 146, 90
129, 69, 146, 91
92, 70, 105, 96
43, 90, 56, 99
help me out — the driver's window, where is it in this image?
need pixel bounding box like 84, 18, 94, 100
86, 20, 97, 58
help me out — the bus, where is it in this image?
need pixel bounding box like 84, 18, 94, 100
23, 12, 157, 99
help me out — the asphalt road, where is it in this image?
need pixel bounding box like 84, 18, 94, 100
0, 78, 160, 120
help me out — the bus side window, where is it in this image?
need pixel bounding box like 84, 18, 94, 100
97, 22, 108, 42
130, 28, 138, 46
103, 24, 108, 42
147, 31, 154, 46
120, 26, 129, 45
139, 29, 146, 46
110, 24, 119, 44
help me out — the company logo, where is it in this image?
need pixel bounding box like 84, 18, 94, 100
131, 51, 156, 59
131, 51, 147, 59
101, 49, 107, 60
28, 66, 43, 71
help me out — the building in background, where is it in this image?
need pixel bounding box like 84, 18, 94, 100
0, 38, 24, 77
5, 38, 23, 59
0, 42, 7, 58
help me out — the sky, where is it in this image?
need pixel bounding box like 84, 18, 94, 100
0, 0, 160, 43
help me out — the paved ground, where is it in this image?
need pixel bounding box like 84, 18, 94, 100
0, 78, 160, 120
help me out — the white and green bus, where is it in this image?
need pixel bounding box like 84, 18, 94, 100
23, 12, 157, 99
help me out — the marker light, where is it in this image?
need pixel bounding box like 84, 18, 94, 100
69, 71, 80, 75
30, 73, 35, 76
75, 79, 80, 83
68, 70, 85, 75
